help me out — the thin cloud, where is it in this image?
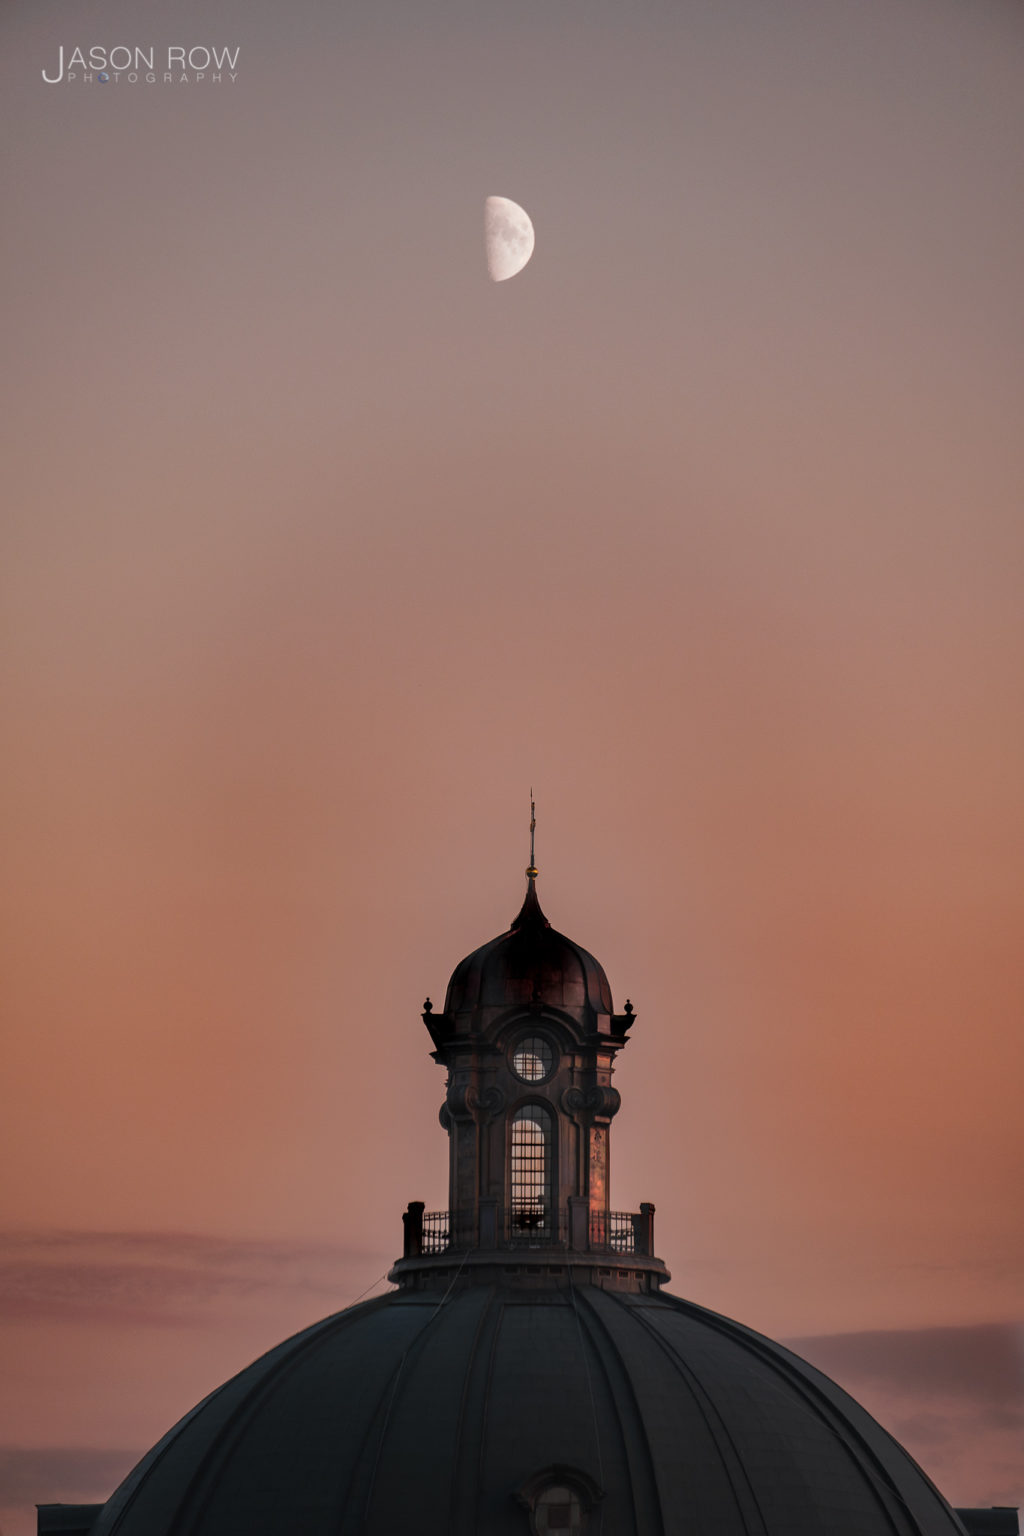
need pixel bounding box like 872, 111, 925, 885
0, 1230, 393, 1326
784, 1323, 1024, 1405
0, 1445, 138, 1503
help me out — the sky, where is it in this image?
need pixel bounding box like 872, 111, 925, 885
3, 0, 1023, 1531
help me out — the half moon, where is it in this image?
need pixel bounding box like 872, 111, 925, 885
484, 195, 535, 282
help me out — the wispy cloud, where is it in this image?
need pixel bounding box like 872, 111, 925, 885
0, 1445, 137, 1503
0, 1230, 393, 1326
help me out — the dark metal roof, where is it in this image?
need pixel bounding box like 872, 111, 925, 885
955, 1514, 1020, 1536
36, 1508, 104, 1535
89, 1282, 969, 1536
441, 877, 614, 1026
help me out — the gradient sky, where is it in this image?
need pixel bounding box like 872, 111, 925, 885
3, 1, 1023, 1533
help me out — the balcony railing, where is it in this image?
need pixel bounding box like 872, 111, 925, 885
589, 1211, 639, 1254
421, 1210, 453, 1254
402, 1201, 655, 1259
507, 1206, 567, 1247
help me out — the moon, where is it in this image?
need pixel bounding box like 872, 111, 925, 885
484, 196, 535, 282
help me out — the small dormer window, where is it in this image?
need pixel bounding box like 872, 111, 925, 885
534, 1485, 581, 1530
512, 1035, 555, 1083
515, 1465, 601, 1534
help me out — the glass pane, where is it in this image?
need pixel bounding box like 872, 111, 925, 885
512, 1035, 554, 1082
510, 1106, 551, 1236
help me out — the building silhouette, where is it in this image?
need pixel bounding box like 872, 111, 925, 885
39, 866, 1018, 1535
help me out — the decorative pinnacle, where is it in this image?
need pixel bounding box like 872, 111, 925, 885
527, 789, 538, 879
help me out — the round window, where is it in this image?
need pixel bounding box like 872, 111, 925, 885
512, 1035, 555, 1083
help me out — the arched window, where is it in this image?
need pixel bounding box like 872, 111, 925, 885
510, 1105, 552, 1240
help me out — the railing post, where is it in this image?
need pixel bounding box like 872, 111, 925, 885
478, 1198, 497, 1250
403, 1200, 425, 1258
634, 1202, 655, 1256
569, 1196, 589, 1251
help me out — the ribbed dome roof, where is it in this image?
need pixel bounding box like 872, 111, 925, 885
91, 1282, 966, 1536
443, 877, 613, 1022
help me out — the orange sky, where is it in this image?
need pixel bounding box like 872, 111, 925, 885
3, 1, 1023, 1532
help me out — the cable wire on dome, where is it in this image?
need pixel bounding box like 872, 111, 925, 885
344, 1268, 394, 1308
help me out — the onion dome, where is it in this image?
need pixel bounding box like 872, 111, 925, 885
90, 1281, 970, 1536
432, 875, 614, 1042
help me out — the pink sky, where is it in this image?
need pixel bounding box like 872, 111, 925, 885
3, 1, 1023, 1532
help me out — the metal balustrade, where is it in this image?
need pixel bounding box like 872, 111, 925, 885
589, 1211, 639, 1254
421, 1210, 452, 1254
403, 1203, 654, 1258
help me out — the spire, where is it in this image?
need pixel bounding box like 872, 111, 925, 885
512, 789, 548, 930
527, 788, 538, 880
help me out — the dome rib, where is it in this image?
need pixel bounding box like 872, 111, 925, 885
177, 1297, 420, 1536
356, 1313, 430, 1527
630, 1298, 901, 1533
585, 1285, 769, 1536
469, 1292, 511, 1532
99, 1307, 373, 1536
173, 1307, 380, 1535
356, 1282, 509, 1535
449, 1285, 503, 1532
342, 1303, 435, 1531
569, 1278, 664, 1536
687, 1316, 906, 1530
356, 1285, 498, 1532
620, 1293, 959, 1536
686, 1307, 938, 1531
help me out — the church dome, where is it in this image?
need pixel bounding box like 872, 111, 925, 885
69, 853, 983, 1536
91, 1279, 967, 1536
440, 876, 614, 1028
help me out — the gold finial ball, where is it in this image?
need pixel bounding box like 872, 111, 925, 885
526, 865, 538, 879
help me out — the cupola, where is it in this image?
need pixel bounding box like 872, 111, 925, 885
394, 848, 665, 1293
